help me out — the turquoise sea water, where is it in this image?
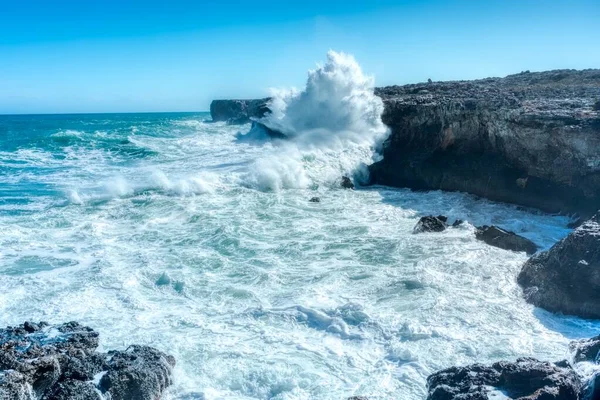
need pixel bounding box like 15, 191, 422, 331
1, 112, 599, 399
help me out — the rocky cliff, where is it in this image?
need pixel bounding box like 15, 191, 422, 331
210, 70, 600, 214
209, 98, 270, 124
370, 69, 600, 215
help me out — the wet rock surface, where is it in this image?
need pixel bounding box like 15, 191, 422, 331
413, 215, 448, 233
475, 225, 538, 255
518, 212, 600, 318
369, 69, 600, 215
341, 176, 355, 189
427, 358, 582, 400
0, 321, 175, 400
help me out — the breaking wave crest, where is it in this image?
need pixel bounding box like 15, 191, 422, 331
245, 51, 389, 191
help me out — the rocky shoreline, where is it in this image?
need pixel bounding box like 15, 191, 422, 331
210, 70, 600, 399
211, 69, 600, 216
370, 69, 600, 216
0, 322, 175, 400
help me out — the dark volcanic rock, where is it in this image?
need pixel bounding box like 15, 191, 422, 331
426, 358, 582, 400
0, 321, 175, 400
413, 215, 448, 233
309, 197, 320, 203
341, 176, 355, 189
518, 212, 600, 318
100, 346, 176, 400
369, 69, 600, 215
210, 98, 271, 124
476, 225, 538, 255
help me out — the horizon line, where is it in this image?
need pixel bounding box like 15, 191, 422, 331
0, 110, 210, 117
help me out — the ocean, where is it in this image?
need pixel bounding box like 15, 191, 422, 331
1, 52, 598, 399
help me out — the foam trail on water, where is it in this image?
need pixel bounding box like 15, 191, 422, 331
247, 51, 389, 191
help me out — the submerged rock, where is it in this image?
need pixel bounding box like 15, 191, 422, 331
341, 176, 355, 189
518, 212, 600, 318
309, 197, 321, 203
476, 225, 538, 255
0, 321, 175, 400
426, 358, 581, 400
413, 215, 448, 233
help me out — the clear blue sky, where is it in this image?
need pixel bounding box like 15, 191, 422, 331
1, 0, 599, 114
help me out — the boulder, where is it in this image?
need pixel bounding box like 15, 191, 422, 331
341, 176, 355, 189
413, 215, 448, 233
0, 321, 175, 400
518, 212, 600, 318
99, 346, 176, 400
426, 358, 582, 400
476, 225, 538, 255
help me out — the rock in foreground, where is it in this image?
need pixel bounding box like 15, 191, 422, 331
0, 321, 175, 400
427, 358, 581, 400
518, 214, 600, 318
476, 225, 538, 255
518, 212, 600, 319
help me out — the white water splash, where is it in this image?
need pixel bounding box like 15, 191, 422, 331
246, 51, 389, 191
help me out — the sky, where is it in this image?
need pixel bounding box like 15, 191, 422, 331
1, 0, 599, 114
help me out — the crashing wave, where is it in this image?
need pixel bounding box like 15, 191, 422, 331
245, 51, 390, 191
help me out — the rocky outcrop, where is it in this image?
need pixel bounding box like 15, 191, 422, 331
413, 215, 448, 233
369, 69, 600, 215
210, 98, 270, 124
518, 212, 600, 319
475, 225, 538, 255
212, 70, 600, 214
0, 321, 175, 400
426, 358, 582, 400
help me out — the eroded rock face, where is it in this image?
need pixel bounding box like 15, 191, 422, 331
369, 69, 600, 215
518, 212, 600, 318
476, 225, 538, 255
0, 322, 175, 400
210, 98, 271, 124
426, 358, 582, 400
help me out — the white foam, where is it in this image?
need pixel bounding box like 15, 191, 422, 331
246, 51, 389, 191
